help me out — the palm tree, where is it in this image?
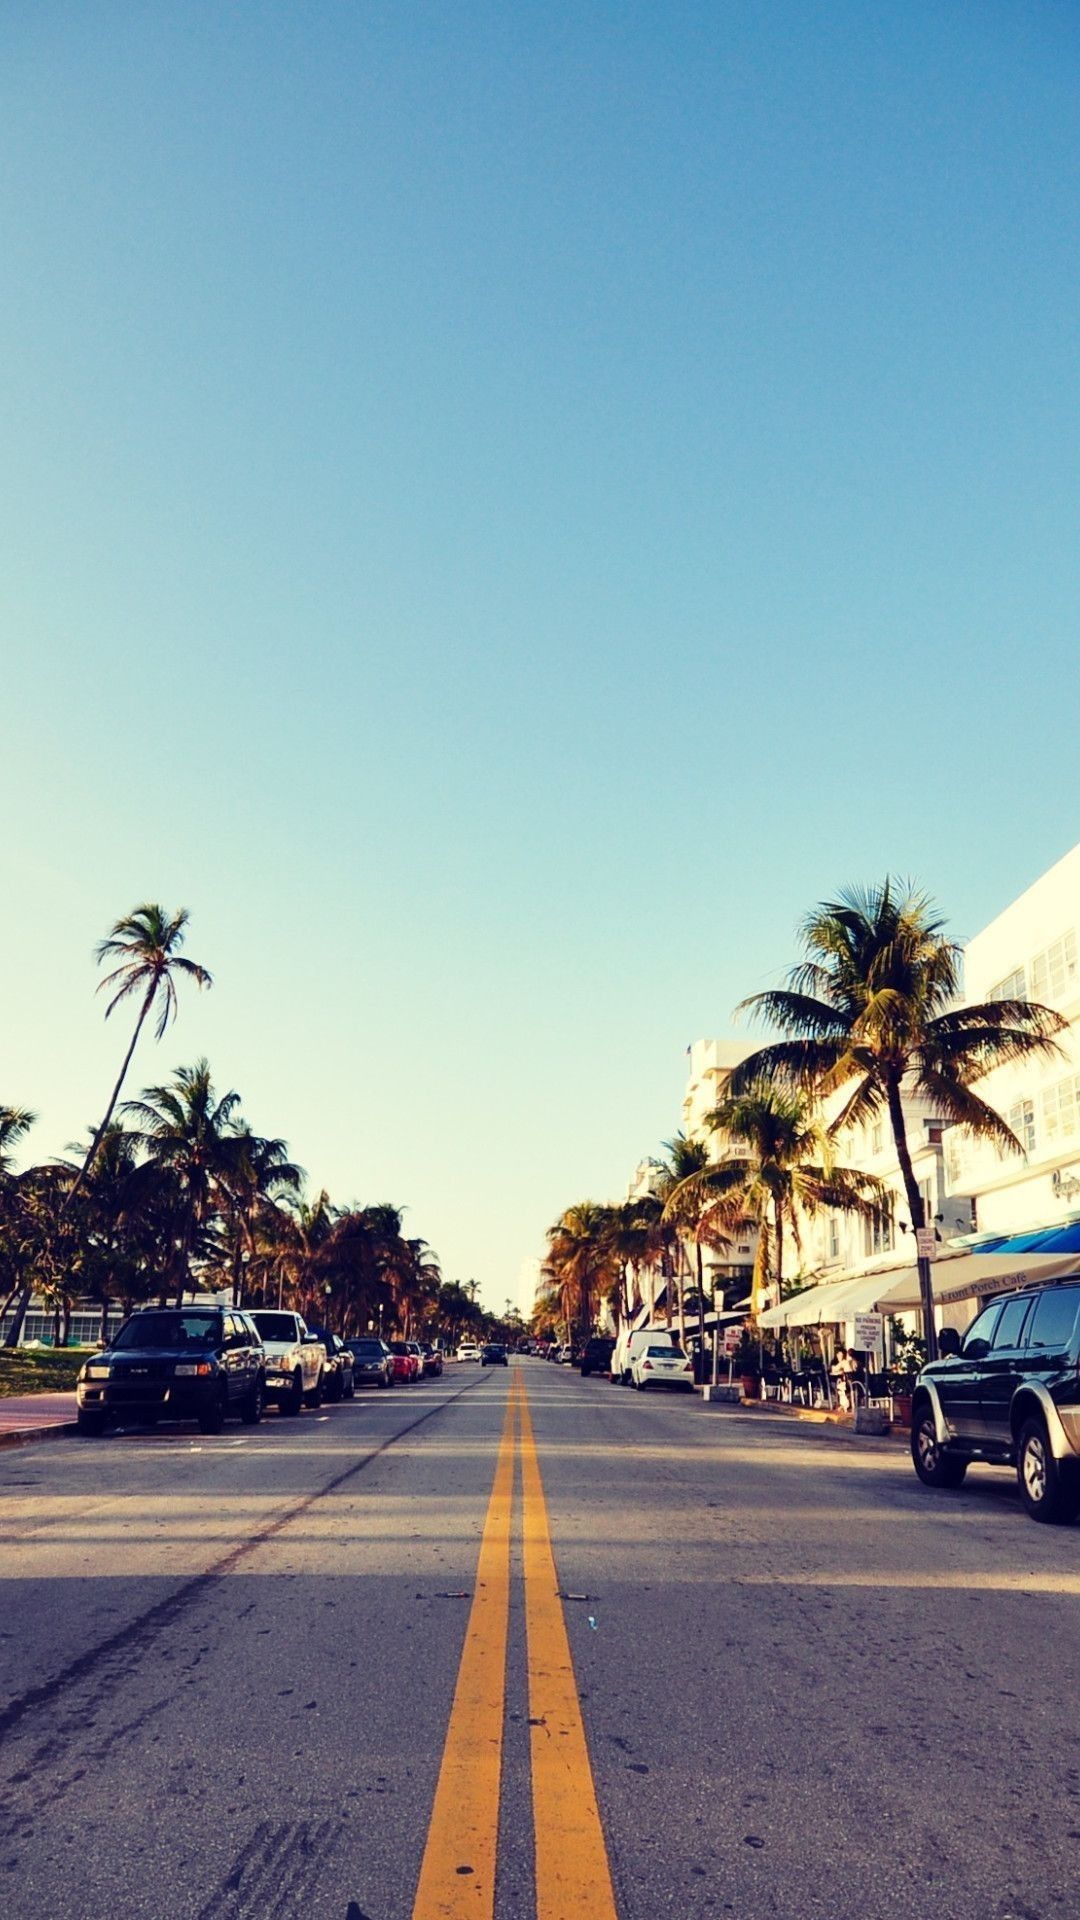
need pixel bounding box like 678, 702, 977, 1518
123, 1060, 242, 1301
689, 1080, 887, 1317
731, 880, 1064, 1357
0, 1107, 37, 1342
651, 1134, 731, 1355
68, 905, 212, 1209
544, 1202, 617, 1347
218, 1125, 304, 1305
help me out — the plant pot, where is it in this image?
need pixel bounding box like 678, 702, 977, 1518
741, 1372, 761, 1401
890, 1393, 913, 1428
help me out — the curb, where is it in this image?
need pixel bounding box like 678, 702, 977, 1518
0, 1420, 79, 1452
694, 1395, 909, 1451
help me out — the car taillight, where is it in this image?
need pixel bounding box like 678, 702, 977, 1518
643, 1361, 653, 1371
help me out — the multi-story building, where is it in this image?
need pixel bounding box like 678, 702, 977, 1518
944, 842, 1080, 1241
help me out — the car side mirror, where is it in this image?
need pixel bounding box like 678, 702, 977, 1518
964, 1337, 990, 1361
938, 1327, 961, 1358
303, 1332, 321, 1345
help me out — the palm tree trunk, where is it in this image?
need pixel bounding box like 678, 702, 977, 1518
695, 1238, 708, 1385
676, 1243, 687, 1354
66, 978, 158, 1213
883, 1075, 937, 1361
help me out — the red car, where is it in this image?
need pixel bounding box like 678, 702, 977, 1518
388, 1340, 420, 1384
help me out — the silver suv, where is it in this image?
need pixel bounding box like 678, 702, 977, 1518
911, 1279, 1080, 1523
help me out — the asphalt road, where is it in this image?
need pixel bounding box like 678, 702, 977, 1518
2, 1361, 1079, 1920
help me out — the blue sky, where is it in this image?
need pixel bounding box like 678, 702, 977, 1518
2, 3, 1078, 1310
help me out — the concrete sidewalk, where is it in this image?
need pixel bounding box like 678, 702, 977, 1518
0, 1390, 78, 1448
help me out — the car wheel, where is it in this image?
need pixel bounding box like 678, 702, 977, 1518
1017, 1417, 1080, 1523
910, 1409, 967, 1488
283, 1370, 304, 1416
77, 1409, 108, 1437
307, 1370, 325, 1408
378, 1373, 389, 1388
344, 1373, 355, 1399
198, 1387, 228, 1435
241, 1378, 264, 1426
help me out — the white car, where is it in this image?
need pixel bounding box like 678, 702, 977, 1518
457, 1341, 482, 1362
249, 1310, 326, 1413
630, 1343, 695, 1393
612, 1325, 680, 1385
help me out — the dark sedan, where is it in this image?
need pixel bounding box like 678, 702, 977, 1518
345, 1337, 394, 1388
305, 1328, 356, 1401
481, 1343, 508, 1367
76, 1307, 265, 1436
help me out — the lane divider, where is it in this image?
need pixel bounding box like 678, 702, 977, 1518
411, 1384, 517, 1918
411, 1370, 618, 1920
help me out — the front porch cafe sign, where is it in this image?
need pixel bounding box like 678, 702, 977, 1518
849, 1311, 884, 1359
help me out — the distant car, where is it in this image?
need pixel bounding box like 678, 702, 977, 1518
580, 1336, 615, 1378
556, 1344, 574, 1364
388, 1340, 419, 1383
481, 1343, 508, 1367
304, 1328, 355, 1401
76, 1306, 265, 1436
420, 1342, 444, 1377
631, 1343, 695, 1392
405, 1339, 426, 1380
346, 1337, 393, 1388
457, 1342, 482, 1363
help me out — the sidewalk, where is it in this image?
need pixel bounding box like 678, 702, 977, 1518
700, 1393, 910, 1452
0, 1390, 79, 1449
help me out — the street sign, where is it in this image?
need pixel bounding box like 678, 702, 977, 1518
851, 1311, 884, 1360
915, 1228, 937, 1261
722, 1325, 741, 1355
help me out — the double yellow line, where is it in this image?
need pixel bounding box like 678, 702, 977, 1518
411, 1370, 618, 1920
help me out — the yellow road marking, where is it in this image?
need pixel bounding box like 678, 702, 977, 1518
519, 1373, 619, 1920
411, 1384, 517, 1919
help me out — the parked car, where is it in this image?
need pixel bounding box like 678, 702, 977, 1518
305, 1328, 355, 1401
388, 1339, 420, 1383
580, 1336, 615, 1378
911, 1279, 1080, 1523
420, 1342, 444, 1377
612, 1326, 681, 1385
631, 1343, 695, 1393
76, 1306, 265, 1436
346, 1337, 393, 1388
405, 1339, 427, 1380
249, 1310, 326, 1414
481, 1343, 508, 1367
457, 1341, 482, 1362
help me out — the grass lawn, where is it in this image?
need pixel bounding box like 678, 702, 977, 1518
0, 1348, 88, 1396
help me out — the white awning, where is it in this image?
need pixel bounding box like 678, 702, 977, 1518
759, 1250, 1077, 1328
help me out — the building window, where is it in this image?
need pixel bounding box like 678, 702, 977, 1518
1030, 930, 1078, 1003
871, 1122, 884, 1154
1008, 1098, 1036, 1154
1041, 1074, 1080, 1146
945, 1134, 965, 1192
918, 1177, 935, 1226
863, 1204, 895, 1258
989, 965, 1026, 1002
828, 1216, 840, 1260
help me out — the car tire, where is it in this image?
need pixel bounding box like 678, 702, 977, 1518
1017, 1417, 1080, 1524
240, 1378, 264, 1426
378, 1374, 389, 1388
911, 1408, 968, 1489
344, 1374, 355, 1399
307, 1370, 325, 1409
77, 1409, 108, 1437
283, 1370, 304, 1416
198, 1387, 228, 1435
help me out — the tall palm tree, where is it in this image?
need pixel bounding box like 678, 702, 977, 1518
652, 1134, 730, 1353
687, 1080, 887, 1317
123, 1060, 242, 1301
219, 1125, 304, 1305
0, 1107, 37, 1342
730, 880, 1064, 1356
68, 905, 212, 1209
544, 1202, 617, 1348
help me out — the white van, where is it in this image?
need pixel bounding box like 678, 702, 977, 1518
611, 1325, 680, 1385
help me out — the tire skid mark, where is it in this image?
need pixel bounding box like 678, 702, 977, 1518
0, 1375, 485, 1749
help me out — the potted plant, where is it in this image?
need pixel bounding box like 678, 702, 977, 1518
887, 1333, 926, 1427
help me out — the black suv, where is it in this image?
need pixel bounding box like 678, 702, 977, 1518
76, 1307, 265, 1436
911, 1279, 1080, 1523
579, 1336, 615, 1378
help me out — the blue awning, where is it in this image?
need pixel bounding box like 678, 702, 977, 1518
971, 1222, 1080, 1256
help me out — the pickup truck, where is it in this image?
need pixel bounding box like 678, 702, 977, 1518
249, 1310, 326, 1414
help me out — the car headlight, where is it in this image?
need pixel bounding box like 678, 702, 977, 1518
83, 1363, 111, 1381
174, 1362, 212, 1377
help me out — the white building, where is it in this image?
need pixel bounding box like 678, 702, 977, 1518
944, 842, 1080, 1240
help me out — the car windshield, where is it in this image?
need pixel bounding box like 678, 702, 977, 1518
646, 1346, 677, 1358
250, 1314, 299, 1342
389, 1341, 409, 1355
114, 1312, 218, 1350
350, 1341, 384, 1355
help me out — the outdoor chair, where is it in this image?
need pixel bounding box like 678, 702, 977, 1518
760, 1368, 786, 1402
